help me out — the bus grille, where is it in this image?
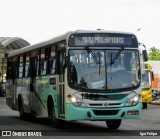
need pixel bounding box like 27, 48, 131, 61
89, 103, 121, 107
93, 110, 119, 116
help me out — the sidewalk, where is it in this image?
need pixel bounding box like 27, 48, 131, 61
150, 99, 160, 105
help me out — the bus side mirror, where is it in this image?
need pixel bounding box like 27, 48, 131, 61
151, 71, 154, 81
142, 50, 148, 61
62, 56, 68, 73
63, 56, 68, 68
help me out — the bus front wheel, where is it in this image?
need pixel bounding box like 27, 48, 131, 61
50, 102, 65, 128
106, 119, 121, 129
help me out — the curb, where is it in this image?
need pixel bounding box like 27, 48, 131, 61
149, 101, 160, 105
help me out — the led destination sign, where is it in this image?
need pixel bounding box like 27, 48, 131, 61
69, 33, 138, 47
76, 37, 127, 45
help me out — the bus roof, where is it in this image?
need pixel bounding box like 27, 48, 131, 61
73, 29, 135, 35
7, 30, 136, 58
7, 32, 68, 58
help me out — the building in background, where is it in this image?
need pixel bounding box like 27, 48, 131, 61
148, 61, 160, 90
0, 37, 30, 83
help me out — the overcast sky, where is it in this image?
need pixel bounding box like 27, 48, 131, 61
0, 0, 160, 51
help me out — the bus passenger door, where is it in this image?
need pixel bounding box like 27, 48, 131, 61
30, 56, 37, 113
58, 49, 66, 116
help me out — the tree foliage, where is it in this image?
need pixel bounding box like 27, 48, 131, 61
148, 47, 160, 60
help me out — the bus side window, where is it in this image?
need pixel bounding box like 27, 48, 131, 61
13, 57, 18, 78
18, 55, 24, 78
24, 54, 30, 77
40, 48, 47, 75
37, 51, 40, 76
45, 47, 50, 75
49, 59, 56, 74
49, 46, 56, 74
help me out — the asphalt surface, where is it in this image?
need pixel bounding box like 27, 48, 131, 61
0, 97, 160, 139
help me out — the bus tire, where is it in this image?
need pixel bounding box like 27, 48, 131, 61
18, 100, 26, 119
142, 102, 147, 109
106, 119, 121, 129
49, 101, 65, 128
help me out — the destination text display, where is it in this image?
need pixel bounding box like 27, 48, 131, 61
69, 33, 138, 47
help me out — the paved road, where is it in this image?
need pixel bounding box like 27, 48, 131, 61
0, 97, 160, 138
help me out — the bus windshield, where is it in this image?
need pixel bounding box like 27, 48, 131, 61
68, 49, 140, 91
142, 70, 151, 89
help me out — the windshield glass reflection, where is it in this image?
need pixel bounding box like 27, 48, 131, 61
142, 70, 151, 89
68, 49, 140, 91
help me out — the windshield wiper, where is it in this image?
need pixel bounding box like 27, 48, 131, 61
85, 47, 100, 64
110, 47, 124, 65
85, 47, 101, 75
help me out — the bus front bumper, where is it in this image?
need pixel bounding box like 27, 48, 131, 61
65, 103, 142, 121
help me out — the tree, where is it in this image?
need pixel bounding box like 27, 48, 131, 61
148, 46, 160, 60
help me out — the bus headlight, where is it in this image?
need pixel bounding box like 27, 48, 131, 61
125, 94, 141, 106
67, 94, 86, 107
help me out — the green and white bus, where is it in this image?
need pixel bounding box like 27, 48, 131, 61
6, 30, 147, 129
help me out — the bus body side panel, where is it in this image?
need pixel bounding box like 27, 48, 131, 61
35, 75, 58, 117
6, 79, 13, 109
6, 78, 18, 111
36, 76, 49, 117
22, 78, 31, 113
15, 78, 31, 113
48, 76, 59, 119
